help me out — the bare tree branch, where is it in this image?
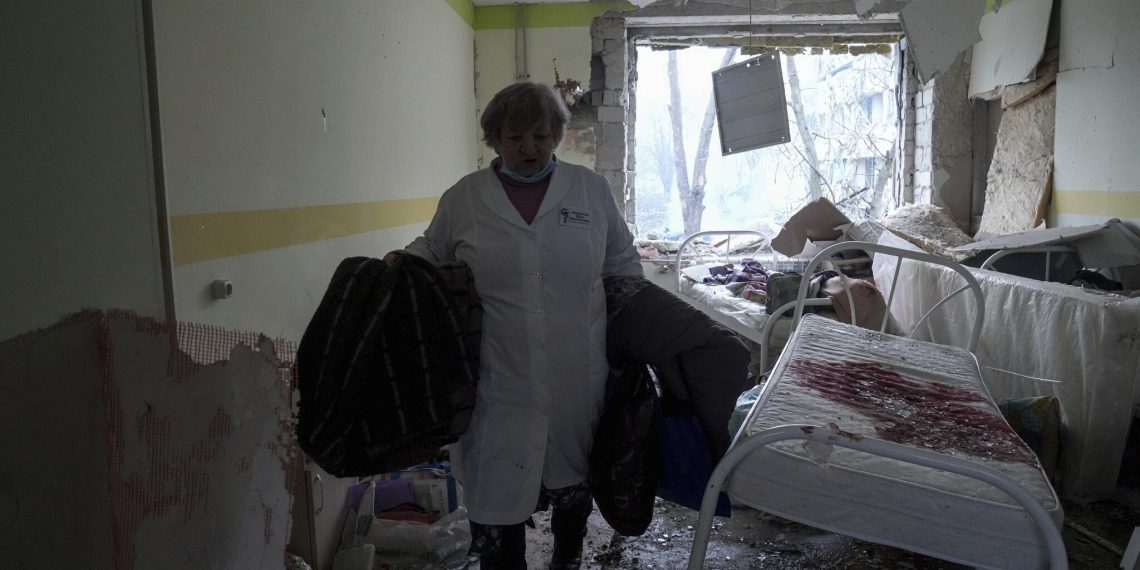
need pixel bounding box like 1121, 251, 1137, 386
785, 54, 823, 200
666, 50, 695, 234
692, 47, 739, 194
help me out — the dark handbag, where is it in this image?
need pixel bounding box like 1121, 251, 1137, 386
655, 390, 731, 517
589, 362, 660, 536
764, 272, 803, 315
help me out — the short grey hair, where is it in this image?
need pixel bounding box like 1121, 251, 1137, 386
480, 81, 571, 149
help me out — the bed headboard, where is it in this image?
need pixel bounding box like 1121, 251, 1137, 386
791, 241, 986, 354
674, 230, 768, 292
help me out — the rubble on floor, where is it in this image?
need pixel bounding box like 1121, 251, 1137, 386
520, 496, 1136, 569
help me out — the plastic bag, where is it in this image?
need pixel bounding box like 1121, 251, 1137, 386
590, 362, 659, 536
338, 480, 471, 570
727, 383, 764, 441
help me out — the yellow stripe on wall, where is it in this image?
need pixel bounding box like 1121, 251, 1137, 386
170, 198, 439, 266
1052, 190, 1140, 220
984, 0, 1017, 13
444, 0, 475, 28
475, 2, 635, 30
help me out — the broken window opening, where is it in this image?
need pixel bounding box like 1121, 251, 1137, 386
632, 43, 902, 240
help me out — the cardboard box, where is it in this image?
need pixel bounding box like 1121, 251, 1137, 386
770, 198, 852, 257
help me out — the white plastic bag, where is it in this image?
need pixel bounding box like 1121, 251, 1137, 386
728, 383, 764, 439
339, 481, 471, 570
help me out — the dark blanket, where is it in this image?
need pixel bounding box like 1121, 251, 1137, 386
604, 277, 751, 463
296, 255, 480, 477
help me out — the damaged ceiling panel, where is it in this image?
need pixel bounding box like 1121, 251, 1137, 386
897, 0, 1053, 94
953, 218, 1140, 269
1057, 0, 1123, 70
969, 0, 1054, 98
897, 0, 986, 83
1001, 49, 1058, 109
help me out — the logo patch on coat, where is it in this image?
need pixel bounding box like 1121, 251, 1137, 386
559, 208, 592, 229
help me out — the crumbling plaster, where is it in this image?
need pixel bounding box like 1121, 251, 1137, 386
630, 0, 909, 21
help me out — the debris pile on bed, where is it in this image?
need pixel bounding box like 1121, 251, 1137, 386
878, 203, 975, 261
635, 237, 683, 260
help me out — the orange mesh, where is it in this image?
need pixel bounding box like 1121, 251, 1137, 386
19, 310, 299, 570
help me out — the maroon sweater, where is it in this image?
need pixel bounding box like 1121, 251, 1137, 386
493, 158, 551, 225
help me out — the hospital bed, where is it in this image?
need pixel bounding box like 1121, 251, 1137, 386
687, 241, 1067, 570
670, 230, 831, 372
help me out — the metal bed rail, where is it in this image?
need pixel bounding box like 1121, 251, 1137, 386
687, 424, 1068, 570
980, 245, 1078, 283
756, 298, 830, 372
686, 243, 1069, 568
791, 241, 986, 353
674, 230, 768, 293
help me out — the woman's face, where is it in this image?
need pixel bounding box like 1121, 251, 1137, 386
496, 121, 559, 177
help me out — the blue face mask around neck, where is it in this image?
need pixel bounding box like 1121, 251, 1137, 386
499, 156, 557, 183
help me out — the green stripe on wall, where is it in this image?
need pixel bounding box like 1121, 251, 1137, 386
444, 0, 475, 28
170, 197, 439, 266
475, 2, 635, 30
1052, 190, 1140, 219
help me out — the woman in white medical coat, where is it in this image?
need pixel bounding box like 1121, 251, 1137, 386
388, 82, 642, 569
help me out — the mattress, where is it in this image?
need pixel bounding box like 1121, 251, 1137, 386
728, 315, 1062, 570
677, 279, 801, 364
679, 280, 771, 334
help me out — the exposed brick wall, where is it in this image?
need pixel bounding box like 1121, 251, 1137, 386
929, 53, 975, 230
904, 45, 975, 229
896, 44, 919, 206
590, 13, 633, 219
912, 79, 935, 205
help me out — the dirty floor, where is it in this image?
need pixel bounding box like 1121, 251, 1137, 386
514, 496, 1136, 569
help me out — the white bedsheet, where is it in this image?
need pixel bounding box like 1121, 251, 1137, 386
676, 279, 796, 357
873, 233, 1140, 501
730, 315, 1061, 569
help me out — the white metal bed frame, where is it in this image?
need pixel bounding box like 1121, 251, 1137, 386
674, 230, 768, 293
686, 241, 1069, 570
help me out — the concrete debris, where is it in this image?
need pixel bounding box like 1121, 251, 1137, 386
878, 203, 975, 260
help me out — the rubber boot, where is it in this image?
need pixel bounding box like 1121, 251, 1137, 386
549, 499, 591, 569
476, 523, 527, 570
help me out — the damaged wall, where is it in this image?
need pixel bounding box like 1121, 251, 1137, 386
1052, 0, 1140, 229
889, 43, 976, 231
904, 0, 1139, 231
927, 53, 976, 231
472, 3, 629, 170
0, 312, 296, 568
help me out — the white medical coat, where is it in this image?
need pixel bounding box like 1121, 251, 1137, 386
403, 161, 642, 525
